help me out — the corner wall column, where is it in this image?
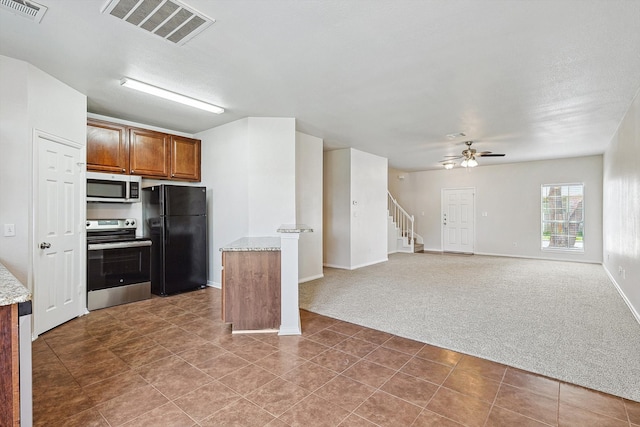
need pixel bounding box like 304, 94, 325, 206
277, 224, 313, 335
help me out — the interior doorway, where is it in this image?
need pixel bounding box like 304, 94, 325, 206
33, 130, 85, 335
441, 187, 475, 253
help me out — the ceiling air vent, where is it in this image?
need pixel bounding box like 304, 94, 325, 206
102, 0, 214, 45
0, 0, 47, 23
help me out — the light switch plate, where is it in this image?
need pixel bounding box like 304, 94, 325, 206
4, 223, 16, 237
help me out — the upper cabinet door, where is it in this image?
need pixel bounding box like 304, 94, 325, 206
87, 119, 129, 173
171, 136, 201, 181
129, 128, 171, 178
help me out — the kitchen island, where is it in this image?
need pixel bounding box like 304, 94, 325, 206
220, 237, 281, 333
1, 262, 32, 426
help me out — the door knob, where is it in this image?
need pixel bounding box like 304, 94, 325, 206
39, 242, 51, 249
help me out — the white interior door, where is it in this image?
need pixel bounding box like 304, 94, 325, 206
442, 188, 475, 253
34, 131, 84, 335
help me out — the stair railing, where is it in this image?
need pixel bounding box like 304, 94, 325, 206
387, 191, 414, 250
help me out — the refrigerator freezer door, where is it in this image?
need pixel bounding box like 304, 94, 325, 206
162, 215, 207, 294
163, 185, 206, 216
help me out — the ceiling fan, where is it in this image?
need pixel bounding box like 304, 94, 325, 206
440, 141, 505, 169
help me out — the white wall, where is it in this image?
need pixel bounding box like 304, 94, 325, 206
388, 167, 412, 207
0, 56, 86, 286
350, 149, 389, 268
603, 90, 640, 320
296, 132, 323, 282
198, 117, 312, 286
323, 149, 352, 268
247, 118, 296, 235
324, 148, 388, 269
395, 156, 603, 263
198, 118, 250, 286
0, 56, 30, 284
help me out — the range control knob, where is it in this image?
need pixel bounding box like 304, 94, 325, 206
130, 220, 136, 226
125, 220, 130, 226
86, 221, 90, 227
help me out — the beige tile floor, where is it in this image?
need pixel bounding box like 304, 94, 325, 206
32, 287, 639, 426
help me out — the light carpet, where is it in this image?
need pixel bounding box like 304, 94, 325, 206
299, 253, 640, 402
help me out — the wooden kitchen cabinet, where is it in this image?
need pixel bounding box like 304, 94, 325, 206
86, 119, 129, 174
86, 119, 202, 181
129, 127, 171, 178
171, 135, 201, 181
221, 250, 281, 331
0, 304, 19, 426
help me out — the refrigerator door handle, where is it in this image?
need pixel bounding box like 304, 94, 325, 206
164, 187, 170, 216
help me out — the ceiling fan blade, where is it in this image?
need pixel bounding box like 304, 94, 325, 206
442, 155, 462, 158
478, 153, 506, 157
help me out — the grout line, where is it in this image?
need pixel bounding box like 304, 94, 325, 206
34, 287, 634, 426
481, 366, 507, 427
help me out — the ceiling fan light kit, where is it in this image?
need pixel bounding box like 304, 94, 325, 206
442, 161, 455, 169
441, 140, 504, 169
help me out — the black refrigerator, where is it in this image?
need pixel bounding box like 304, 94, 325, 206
143, 185, 207, 296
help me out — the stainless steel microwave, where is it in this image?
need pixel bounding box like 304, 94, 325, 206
86, 172, 141, 203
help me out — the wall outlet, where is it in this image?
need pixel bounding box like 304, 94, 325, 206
3, 224, 16, 237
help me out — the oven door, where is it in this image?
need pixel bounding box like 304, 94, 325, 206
87, 240, 152, 291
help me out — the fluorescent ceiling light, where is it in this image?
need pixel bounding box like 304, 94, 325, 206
120, 78, 224, 114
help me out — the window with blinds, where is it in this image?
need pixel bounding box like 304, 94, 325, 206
541, 183, 584, 251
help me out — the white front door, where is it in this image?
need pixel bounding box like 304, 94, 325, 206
442, 188, 475, 253
34, 131, 85, 335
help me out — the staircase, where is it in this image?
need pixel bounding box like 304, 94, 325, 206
388, 191, 424, 253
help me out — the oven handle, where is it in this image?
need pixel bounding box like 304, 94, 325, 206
88, 240, 152, 251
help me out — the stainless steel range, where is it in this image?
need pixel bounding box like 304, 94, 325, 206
86, 218, 152, 310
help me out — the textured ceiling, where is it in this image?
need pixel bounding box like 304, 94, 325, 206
1, 0, 639, 171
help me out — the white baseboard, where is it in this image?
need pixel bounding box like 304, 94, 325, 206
603, 265, 640, 325
395, 248, 413, 254
299, 274, 324, 284
323, 263, 351, 269
474, 251, 601, 264
420, 248, 601, 264
423, 247, 443, 253
207, 281, 221, 289
350, 258, 388, 270
278, 326, 302, 336
324, 258, 388, 270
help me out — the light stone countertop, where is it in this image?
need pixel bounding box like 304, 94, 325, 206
0, 262, 32, 306
220, 237, 281, 252
277, 224, 313, 233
